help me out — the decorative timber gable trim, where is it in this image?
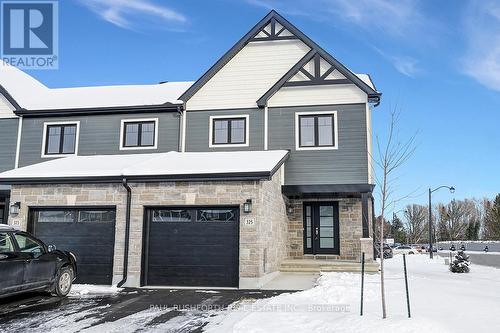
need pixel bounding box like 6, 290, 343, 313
250, 17, 298, 42
180, 10, 381, 107
283, 52, 351, 87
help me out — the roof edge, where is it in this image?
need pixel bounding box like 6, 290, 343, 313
14, 103, 182, 117
0, 84, 22, 111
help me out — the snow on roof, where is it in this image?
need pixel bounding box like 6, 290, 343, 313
0, 62, 193, 110
0, 150, 289, 182
355, 74, 376, 91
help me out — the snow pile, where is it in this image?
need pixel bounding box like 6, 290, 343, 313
205, 254, 500, 333
70, 284, 123, 296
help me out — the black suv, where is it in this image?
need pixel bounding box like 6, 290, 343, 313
0, 224, 77, 298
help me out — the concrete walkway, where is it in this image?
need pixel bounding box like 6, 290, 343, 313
261, 272, 319, 291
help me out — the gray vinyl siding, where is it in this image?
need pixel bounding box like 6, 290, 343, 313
19, 112, 180, 167
185, 108, 264, 151
268, 104, 369, 185
0, 118, 19, 172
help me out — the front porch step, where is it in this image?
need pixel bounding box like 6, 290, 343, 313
280, 259, 379, 273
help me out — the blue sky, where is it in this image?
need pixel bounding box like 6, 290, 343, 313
21, 0, 500, 215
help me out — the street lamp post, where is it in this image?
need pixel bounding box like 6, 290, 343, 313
428, 185, 455, 259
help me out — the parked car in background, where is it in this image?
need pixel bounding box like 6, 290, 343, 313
393, 245, 416, 255
375, 243, 393, 259
0, 224, 77, 298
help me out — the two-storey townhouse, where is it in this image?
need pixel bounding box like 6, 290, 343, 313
0, 11, 380, 288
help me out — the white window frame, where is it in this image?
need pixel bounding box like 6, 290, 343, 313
295, 111, 338, 151
209, 114, 250, 148
119, 118, 159, 151
41, 121, 80, 158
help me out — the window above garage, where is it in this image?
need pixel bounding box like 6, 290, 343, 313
41, 121, 80, 158
209, 115, 249, 148
120, 118, 159, 150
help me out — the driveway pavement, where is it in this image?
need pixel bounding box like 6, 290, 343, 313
0, 288, 291, 332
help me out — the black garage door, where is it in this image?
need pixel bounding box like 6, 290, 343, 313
29, 207, 116, 285
143, 206, 239, 287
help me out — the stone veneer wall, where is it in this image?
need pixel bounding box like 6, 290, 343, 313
287, 197, 365, 261
8, 184, 128, 283
8, 170, 288, 288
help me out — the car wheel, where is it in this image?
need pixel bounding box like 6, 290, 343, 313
52, 266, 74, 297
409, 251, 414, 255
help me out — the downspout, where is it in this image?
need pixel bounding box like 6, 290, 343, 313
117, 178, 132, 287
176, 105, 183, 152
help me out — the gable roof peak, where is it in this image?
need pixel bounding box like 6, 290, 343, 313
180, 10, 381, 106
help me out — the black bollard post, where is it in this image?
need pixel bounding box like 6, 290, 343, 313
403, 254, 411, 318
360, 252, 365, 316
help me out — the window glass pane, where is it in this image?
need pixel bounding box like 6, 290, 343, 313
62, 126, 77, 154
47, 126, 61, 154
0, 208, 4, 224
300, 116, 315, 147
318, 116, 333, 146
305, 205, 311, 217
306, 227, 311, 237
320, 206, 334, 217
37, 210, 75, 223
214, 120, 229, 144
125, 123, 139, 146
0, 233, 15, 253
197, 209, 236, 222
230, 119, 245, 143
14, 234, 44, 254
319, 216, 334, 227
141, 122, 155, 146
78, 210, 115, 223
306, 238, 311, 249
320, 227, 334, 238
306, 216, 311, 227
152, 209, 192, 222
320, 238, 334, 248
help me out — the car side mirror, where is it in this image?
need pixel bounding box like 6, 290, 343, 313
47, 244, 56, 252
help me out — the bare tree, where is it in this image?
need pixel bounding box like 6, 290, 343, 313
404, 204, 427, 244
437, 199, 477, 241
372, 109, 417, 319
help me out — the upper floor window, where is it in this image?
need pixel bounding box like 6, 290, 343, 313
42, 122, 80, 157
209, 115, 249, 147
295, 111, 338, 150
120, 118, 158, 150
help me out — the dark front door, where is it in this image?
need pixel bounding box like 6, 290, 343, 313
303, 202, 340, 255
30, 207, 116, 285
143, 206, 239, 287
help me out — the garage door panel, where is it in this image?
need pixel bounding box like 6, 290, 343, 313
145, 207, 239, 287
31, 208, 116, 285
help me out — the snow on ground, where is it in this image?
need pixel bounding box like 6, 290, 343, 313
205, 254, 500, 333
70, 284, 123, 296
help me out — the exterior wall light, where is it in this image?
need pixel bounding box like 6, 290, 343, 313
243, 199, 252, 214
9, 202, 21, 216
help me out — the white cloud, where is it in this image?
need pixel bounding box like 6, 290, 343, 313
78, 0, 187, 30
373, 47, 421, 77
462, 0, 500, 92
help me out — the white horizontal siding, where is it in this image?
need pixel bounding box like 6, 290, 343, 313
187, 40, 310, 111
0, 94, 16, 119
267, 85, 367, 107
